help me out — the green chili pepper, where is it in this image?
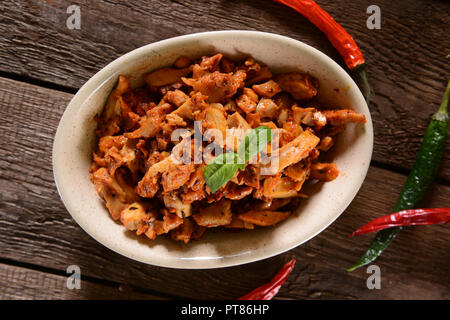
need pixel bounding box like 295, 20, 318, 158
348, 79, 449, 271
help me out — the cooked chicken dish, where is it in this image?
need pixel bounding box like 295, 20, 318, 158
89, 53, 366, 243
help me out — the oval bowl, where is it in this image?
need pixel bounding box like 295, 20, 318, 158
53, 30, 373, 269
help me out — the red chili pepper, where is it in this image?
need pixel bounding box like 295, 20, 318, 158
350, 208, 450, 237
238, 259, 296, 300
274, 0, 371, 104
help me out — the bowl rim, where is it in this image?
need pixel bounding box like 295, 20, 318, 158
53, 30, 373, 269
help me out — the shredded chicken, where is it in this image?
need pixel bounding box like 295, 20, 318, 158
145, 68, 190, 87
275, 72, 319, 100
236, 88, 259, 114
182, 70, 246, 103
265, 130, 320, 175
310, 162, 339, 181
237, 210, 291, 226
192, 199, 232, 227
90, 53, 366, 244
256, 98, 279, 119
321, 109, 366, 126
252, 80, 282, 98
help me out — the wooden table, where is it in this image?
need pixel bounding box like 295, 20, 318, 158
0, 0, 448, 300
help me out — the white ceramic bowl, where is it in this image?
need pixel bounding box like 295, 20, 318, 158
53, 30, 373, 269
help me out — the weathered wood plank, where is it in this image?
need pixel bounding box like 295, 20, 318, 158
0, 0, 448, 179
0, 77, 449, 299
0, 262, 164, 299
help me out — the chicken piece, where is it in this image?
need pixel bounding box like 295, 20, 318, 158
166, 89, 189, 107
124, 114, 161, 139
310, 162, 339, 181
136, 155, 173, 198
122, 109, 142, 132
319, 125, 345, 137
171, 218, 194, 243
161, 163, 196, 193
284, 162, 310, 183
309, 148, 320, 161
145, 150, 168, 171
226, 112, 251, 152
98, 135, 127, 155
209, 102, 225, 111
255, 198, 292, 211
263, 130, 320, 175
199, 106, 228, 141
224, 183, 253, 200
224, 100, 238, 113
120, 202, 157, 235
182, 70, 246, 103
242, 57, 261, 73
237, 210, 291, 226
186, 164, 206, 191
239, 57, 270, 83
96, 76, 130, 137
252, 80, 282, 98
181, 164, 207, 203
231, 164, 259, 188
163, 193, 192, 218
160, 212, 184, 234
98, 135, 138, 176
171, 92, 209, 120
145, 67, 190, 87
124, 103, 172, 139
321, 109, 366, 126
174, 56, 192, 69
225, 216, 254, 229
158, 82, 184, 95
91, 167, 137, 220
275, 72, 318, 100
192, 199, 232, 227
277, 108, 289, 126
280, 121, 304, 144
263, 175, 300, 198
273, 92, 293, 110
193, 53, 223, 78
115, 168, 139, 199
220, 57, 236, 73
241, 164, 260, 188
165, 113, 187, 127
259, 121, 278, 130
245, 112, 261, 128
256, 98, 279, 119
246, 65, 273, 85
236, 88, 259, 114
317, 136, 334, 151
227, 112, 251, 130
91, 153, 106, 170
145, 210, 184, 239
292, 105, 327, 129
181, 188, 206, 204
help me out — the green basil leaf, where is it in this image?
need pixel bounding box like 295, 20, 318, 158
203, 152, 240, 194
203, 127, 273, 194
237, 126, 273, 165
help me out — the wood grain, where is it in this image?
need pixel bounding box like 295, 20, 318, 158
0, 0, 448, 180
0, 77, 448, 299
0, 262, 164, 299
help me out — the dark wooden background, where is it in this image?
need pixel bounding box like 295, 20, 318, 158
0, 0, 449, 300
